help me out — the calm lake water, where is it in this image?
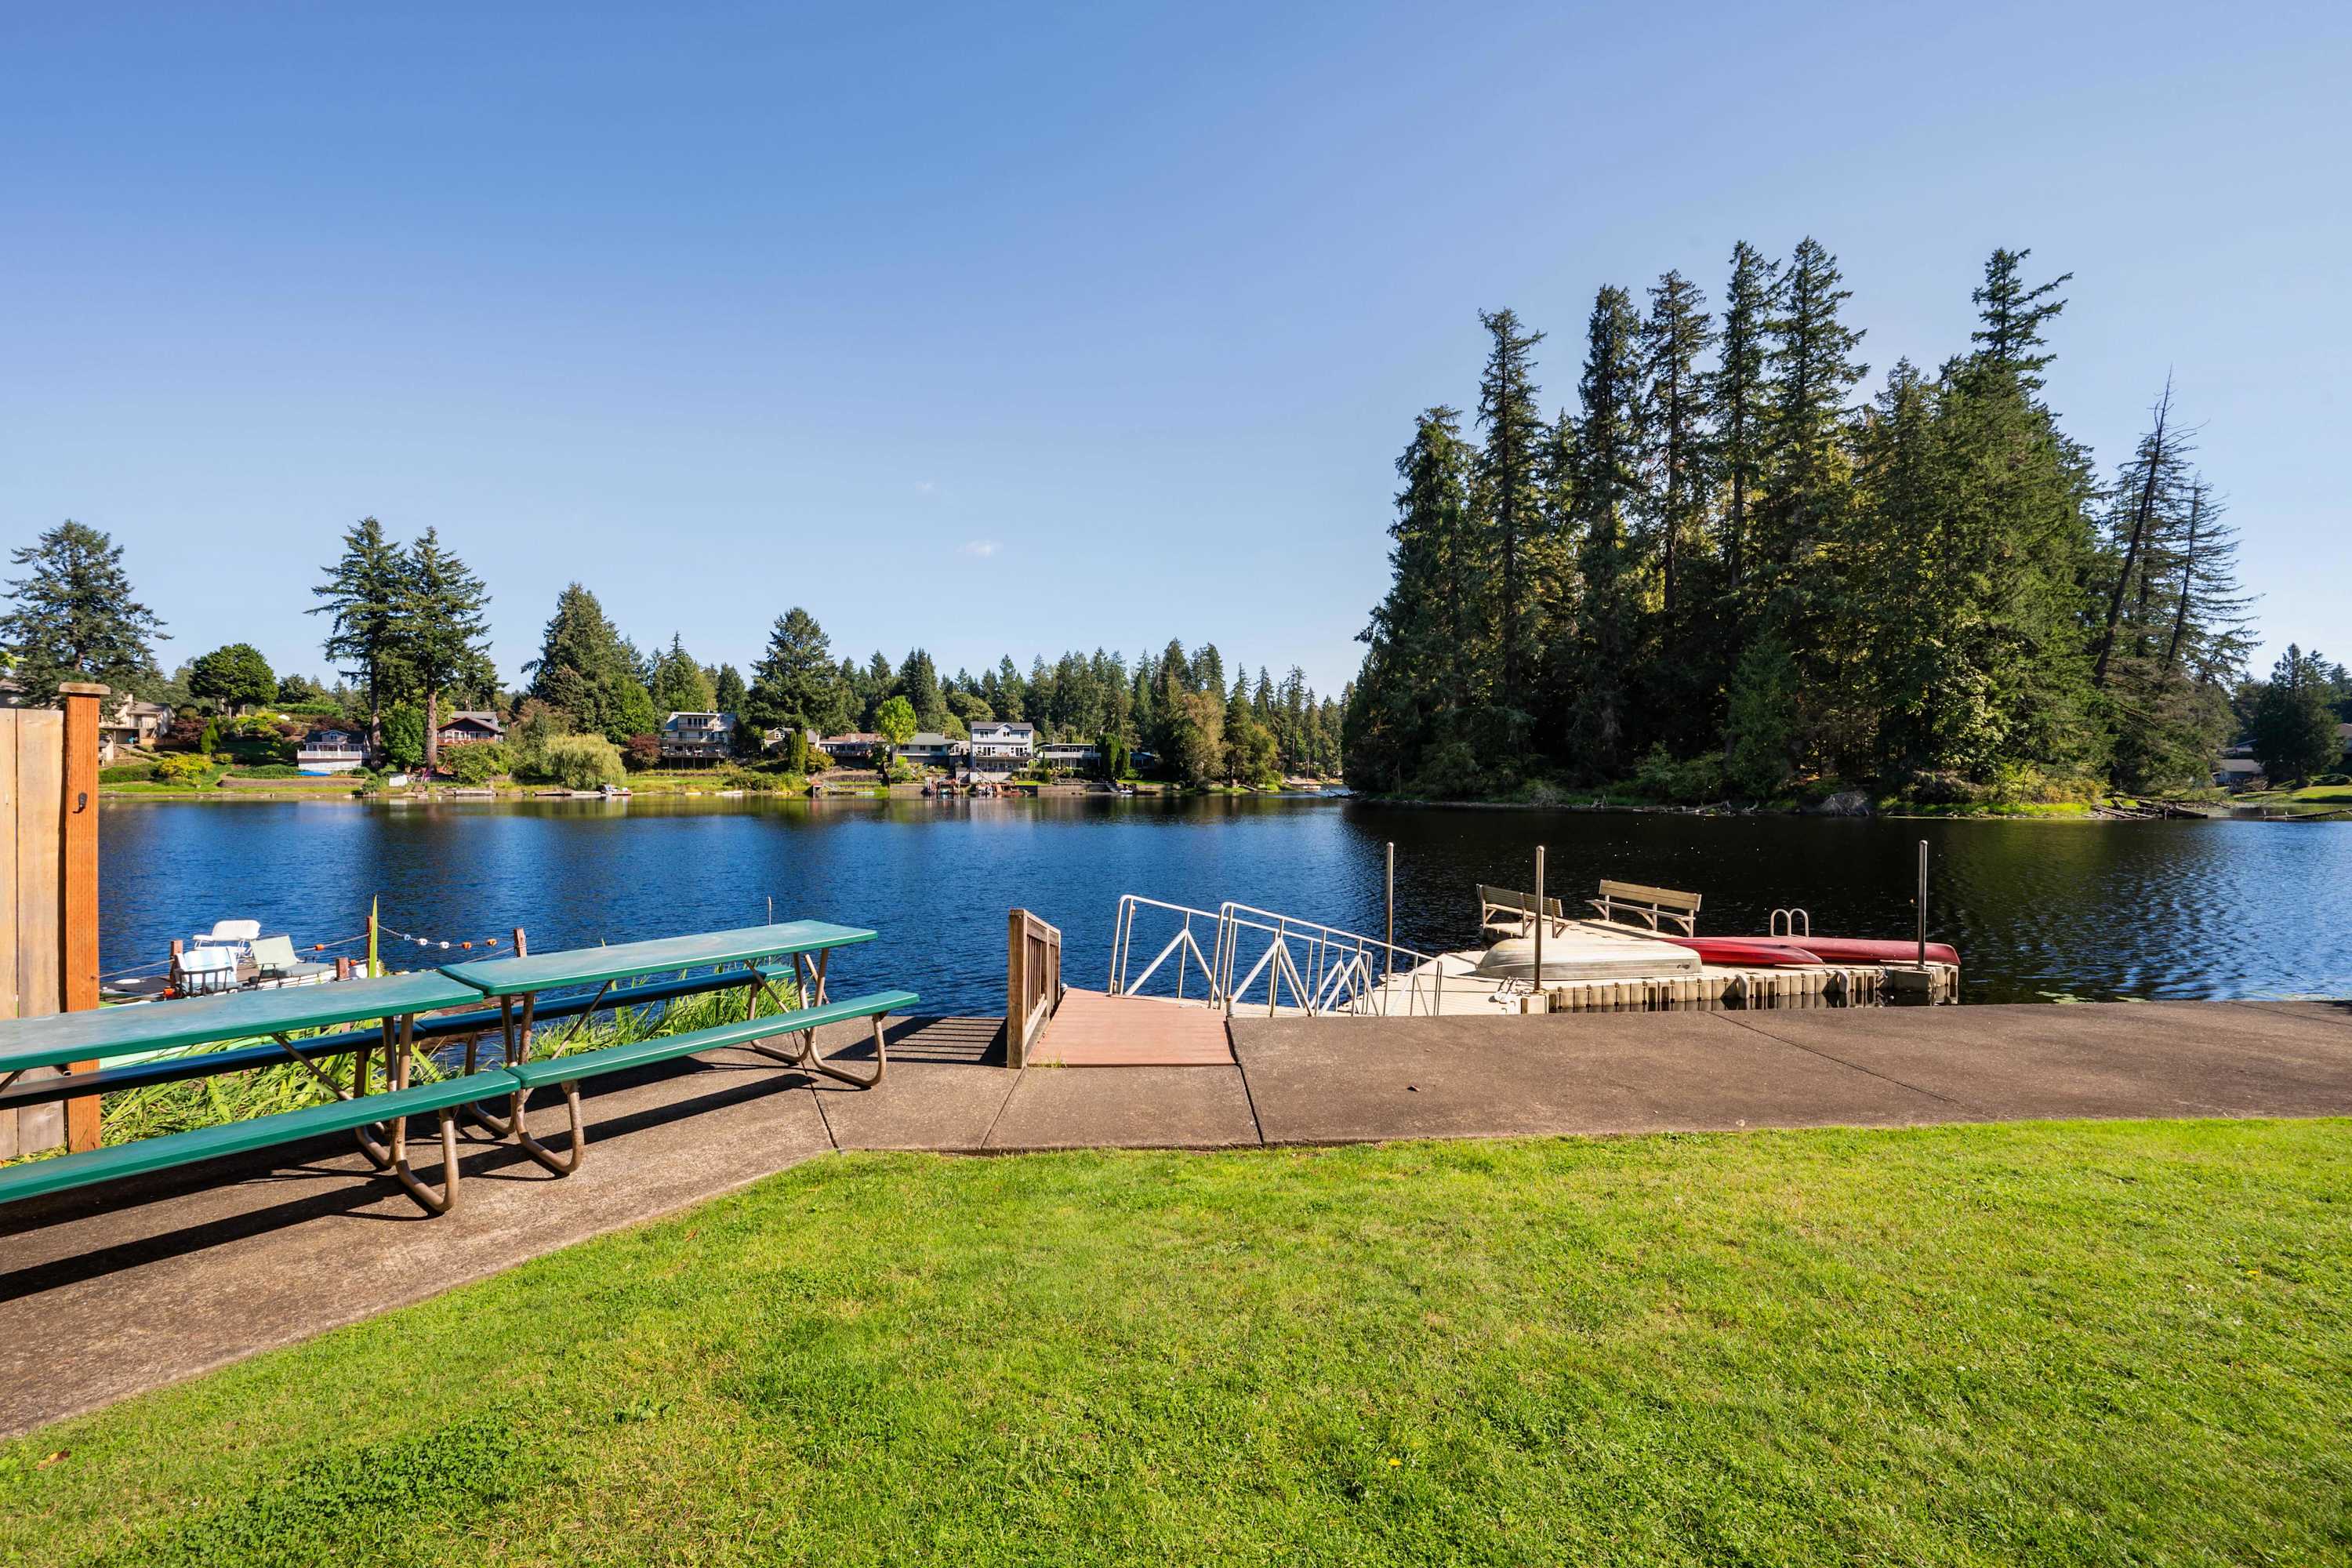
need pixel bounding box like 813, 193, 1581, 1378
98, 797, 2352, 1012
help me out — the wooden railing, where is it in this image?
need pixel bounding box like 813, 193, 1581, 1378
1006, 908, 1064, 1069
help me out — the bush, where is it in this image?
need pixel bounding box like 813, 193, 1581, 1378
100, 763, 158, 783
448, 742, 508, 785
154, 753, 212, 786
230, 764, 303, 779
2314, 773, 2351, 788
540, 734, 626, 789
623, 733, 662, 771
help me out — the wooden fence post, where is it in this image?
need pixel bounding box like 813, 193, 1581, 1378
1007, 908, 1029, 1069
59, 684, 105, 1152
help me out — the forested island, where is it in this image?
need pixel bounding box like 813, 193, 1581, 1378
1344, 243, 2348, 807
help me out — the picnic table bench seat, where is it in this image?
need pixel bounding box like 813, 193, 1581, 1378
0, 964, 797, 1114
503, 989, 916, 1177
0, 1069, 521, 1216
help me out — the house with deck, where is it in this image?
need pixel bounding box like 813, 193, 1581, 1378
296, 727, 372, 774
967, 720, 1036, 777
1038, 740, 1099, 775
899, 732, 967, 771
659, 710, 736, 763
434, 710, 504, 749
815, 732, 880, 762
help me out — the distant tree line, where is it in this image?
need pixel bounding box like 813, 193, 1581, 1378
0, 514, 1351, 787
1345, 244, 2270, 803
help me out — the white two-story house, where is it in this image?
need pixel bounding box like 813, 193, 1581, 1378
967, 720, 1036, 777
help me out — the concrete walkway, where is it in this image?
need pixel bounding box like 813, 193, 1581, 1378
5, 998, 2350, 1437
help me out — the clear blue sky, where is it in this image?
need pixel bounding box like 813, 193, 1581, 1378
5, 2, 2345, 698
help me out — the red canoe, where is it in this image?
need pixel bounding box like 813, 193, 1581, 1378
1662, 935, 1960, 968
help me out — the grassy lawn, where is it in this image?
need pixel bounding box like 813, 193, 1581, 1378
5, 1121, 2348, 1566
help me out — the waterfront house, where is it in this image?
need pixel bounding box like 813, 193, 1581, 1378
899, 732, 967, 771
296, 728, 372, 774
435, 710, 505, 749
659, 710, 736, 764
968, 721, 1036, 777
99, 695, 175, 762
2215, 757, 2267, 790
816, 732, 880, 762
1038, 740, 1099, 774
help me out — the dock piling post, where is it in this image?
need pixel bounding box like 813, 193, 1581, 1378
1916, 840, 1928, 967
1532, 845, 1545, 1004
1384, 842, 1395, 982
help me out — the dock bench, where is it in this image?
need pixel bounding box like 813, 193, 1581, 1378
503, 989, 916, 1175
0, 1069, 521, 1216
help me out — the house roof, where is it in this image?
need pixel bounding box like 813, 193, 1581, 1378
975, 721, 1036, 735
442, 710, 504, 731
664, 710, 735, 726
904, 732, 960, 747
821, 732, 880, 745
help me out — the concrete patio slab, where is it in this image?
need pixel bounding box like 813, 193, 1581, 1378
1, 1044, 837, 1439
1229, 1011, 1962, 1145
984, 1065, 1260, 1150
1724, 1002, 2352, 1122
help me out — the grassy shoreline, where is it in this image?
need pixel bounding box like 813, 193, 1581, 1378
7, 1119, 2348, 1564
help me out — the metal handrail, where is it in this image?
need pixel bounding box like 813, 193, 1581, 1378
1110, 893, 1449, 1019
1214, 902, 1443, 1019
1109, 895, 1227, 1005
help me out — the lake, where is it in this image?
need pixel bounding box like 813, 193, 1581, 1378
98, 797, 2352, 1013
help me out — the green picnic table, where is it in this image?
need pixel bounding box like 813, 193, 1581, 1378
436, 920, 912, 1177
0, 920, 916, 1221
0, 970, 503, 1214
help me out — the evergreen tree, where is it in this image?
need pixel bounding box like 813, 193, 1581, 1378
1474, 307, 1548, 716
1562, 285, 1647, 770
895, 649, 946, 730
1639, 269, 1715, 626
1711, 242, 1778, 593
2093, 378, 2192, 688
1348, 406, 1476, 789
1970, 248, 2070, 392
310, 516, 408, 742
0, 521, 167, 705
1755, 238, 1867, 630
524, 584, 651, 745
397, 528, 493, 768
2249, 646, 2339, 786
746, 608, 848, 736
651, 633, 717, 715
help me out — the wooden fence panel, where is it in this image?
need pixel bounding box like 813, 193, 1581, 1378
3, 710, 66, 1154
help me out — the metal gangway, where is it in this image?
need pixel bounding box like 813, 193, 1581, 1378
1105, 895, 1448, 1018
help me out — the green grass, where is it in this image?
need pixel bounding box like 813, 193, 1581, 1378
6, 1120, 2349, 1565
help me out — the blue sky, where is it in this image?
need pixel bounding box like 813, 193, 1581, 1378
4, 2, 2345, 697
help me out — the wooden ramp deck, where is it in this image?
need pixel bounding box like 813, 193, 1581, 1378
1029, 987, 1235, 1066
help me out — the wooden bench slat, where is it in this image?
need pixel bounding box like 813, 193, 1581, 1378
509, 990, 917, 1090
0, 1070, 520, 1204
1595, 880, 1703, 912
